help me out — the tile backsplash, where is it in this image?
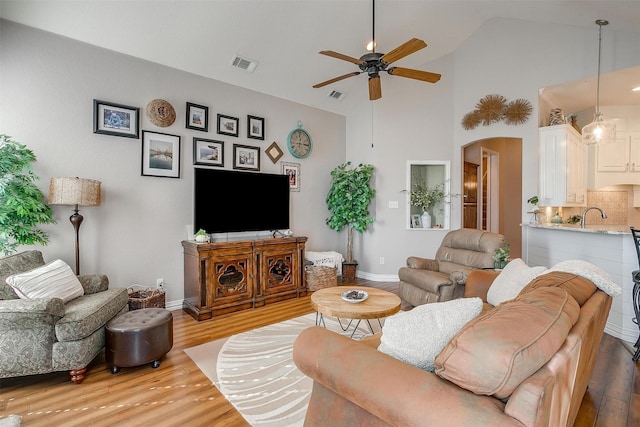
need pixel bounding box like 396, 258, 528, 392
543, 185, 640, 227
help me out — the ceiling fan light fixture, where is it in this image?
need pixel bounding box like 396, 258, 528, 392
582, 19, 616, 145
366, 41, 375, 52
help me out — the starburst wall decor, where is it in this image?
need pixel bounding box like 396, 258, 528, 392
461, 94, 532, 130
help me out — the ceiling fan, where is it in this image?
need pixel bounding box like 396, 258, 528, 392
312, 0, 441, 101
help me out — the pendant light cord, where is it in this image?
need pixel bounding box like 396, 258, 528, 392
595, 19, 608, 116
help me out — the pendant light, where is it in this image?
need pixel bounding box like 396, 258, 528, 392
582, 19, 616, 145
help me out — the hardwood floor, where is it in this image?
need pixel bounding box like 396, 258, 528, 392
1, 278, 638, 426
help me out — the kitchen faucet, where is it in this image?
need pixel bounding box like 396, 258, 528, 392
580, 207, 607, 228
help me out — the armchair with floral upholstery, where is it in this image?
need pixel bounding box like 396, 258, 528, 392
0, 250, 128, 383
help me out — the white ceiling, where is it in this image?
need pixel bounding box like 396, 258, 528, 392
2, 1, 639, 114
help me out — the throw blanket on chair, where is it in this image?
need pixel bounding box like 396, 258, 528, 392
547, 260, 621, 297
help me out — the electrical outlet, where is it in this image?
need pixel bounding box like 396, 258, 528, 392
156, 278, 164, 289
388, 201, 399, 209
379, 257, 385, 265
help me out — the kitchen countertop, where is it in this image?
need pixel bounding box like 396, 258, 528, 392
521, 223, 631, 235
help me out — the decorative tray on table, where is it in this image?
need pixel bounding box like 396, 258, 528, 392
341, 289, 368, 303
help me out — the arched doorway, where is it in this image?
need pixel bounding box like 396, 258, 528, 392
462, 137, 522, 259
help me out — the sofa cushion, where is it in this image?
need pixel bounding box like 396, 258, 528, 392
6, 259, 84, 303
487, 258, 547, 306
0, 250, 45, 300
434, 286, 580, 399
55, 287, 129, 341
378, 297, 483, 372
520, 271, 596, 306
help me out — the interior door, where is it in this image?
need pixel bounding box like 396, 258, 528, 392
463, 161, 479, 228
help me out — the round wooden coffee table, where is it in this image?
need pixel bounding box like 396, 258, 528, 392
310, 286, 401, 338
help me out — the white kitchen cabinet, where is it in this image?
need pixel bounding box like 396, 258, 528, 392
592, 106, 640, 187
539, 124, 586, 207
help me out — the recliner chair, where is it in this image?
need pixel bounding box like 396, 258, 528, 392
398, 228, 504, 306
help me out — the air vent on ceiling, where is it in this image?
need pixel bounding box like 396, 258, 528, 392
328, 90, 346, 101
230, 54, 259, 73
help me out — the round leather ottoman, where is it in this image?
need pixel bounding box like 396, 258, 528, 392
106, 308, 173, 373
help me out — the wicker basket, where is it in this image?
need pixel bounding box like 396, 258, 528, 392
306, 265, 338, 291
128, 288, 166, 310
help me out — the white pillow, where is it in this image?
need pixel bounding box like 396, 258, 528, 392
6, 259, 84, 303
378, 297, 482, 372
486, 258, 547, 306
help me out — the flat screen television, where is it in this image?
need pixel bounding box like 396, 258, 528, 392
194, 168, 290, 234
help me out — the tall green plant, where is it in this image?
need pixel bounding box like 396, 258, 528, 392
325, 162, 375, 263
0, 134, 54, 255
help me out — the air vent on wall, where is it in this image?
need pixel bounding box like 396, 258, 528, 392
328, 90, 345, 101
230, 54, 259, 73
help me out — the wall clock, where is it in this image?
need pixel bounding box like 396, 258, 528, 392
286, 121, 312, 159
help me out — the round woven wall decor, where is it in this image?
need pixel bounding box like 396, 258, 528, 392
461, 110, 482, 130
476, 94, 507, 126
146, 99, 176, 127
503, 99, 532, 125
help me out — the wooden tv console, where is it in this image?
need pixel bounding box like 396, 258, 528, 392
182, 236, 307, 321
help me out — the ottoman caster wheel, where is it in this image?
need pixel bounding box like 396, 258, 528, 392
152, 360, 160, 369
111, 366, 120, 374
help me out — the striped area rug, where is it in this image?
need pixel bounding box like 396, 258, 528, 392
184, 313, 376, 426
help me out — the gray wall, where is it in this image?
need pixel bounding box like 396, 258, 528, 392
0, 20, 346, 306
345, 17, 640, 275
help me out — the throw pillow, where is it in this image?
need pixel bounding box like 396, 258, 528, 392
434, 286, 580, 399
378, 297, 483, 372
486, 258, 547, 306
6, 259, 84, 303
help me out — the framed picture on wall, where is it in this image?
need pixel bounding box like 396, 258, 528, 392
233, 144, 260, 171
247, 115, 264, 140
282, 162, 300, 191
265, 141, 284, 164
186, 102, 209, 132
217, 114, 239, 137
193, 137, 224, 167
141, 131, 181, 178
93, 99, 140, 138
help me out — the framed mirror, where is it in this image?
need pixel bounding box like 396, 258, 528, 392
406, 161, 450, 230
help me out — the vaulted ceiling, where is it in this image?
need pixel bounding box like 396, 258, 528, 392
2, 1, 639, 114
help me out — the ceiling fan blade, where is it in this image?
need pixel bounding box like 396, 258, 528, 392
313, 72, 361, 88
369, 76, 382, 100
380, 38, 427, 65
319, 50, 365, 65
388, 67, 441, 83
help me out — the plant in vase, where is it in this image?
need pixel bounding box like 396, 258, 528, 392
493, 243, 510, 270
194, 228, 209, 243
0, 134, 55, 255
408, 182, 445, 228
326, 162, 375, 281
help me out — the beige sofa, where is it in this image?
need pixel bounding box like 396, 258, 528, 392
398, 228, 504, 306
293, 270, 612, 427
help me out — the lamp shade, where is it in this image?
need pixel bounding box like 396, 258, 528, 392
48, 177, 101, 207
582, 112, 616, 145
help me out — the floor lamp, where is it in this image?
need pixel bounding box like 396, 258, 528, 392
48, 177, 101, 275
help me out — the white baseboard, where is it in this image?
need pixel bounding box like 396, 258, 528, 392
166, 299, 183, 311
355, 270, 399, 282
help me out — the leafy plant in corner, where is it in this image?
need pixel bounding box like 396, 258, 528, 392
0, 134, 55, 255
325, 162, 375, 263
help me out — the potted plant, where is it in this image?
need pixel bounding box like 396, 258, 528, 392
194, 228, 209, 243
527, 195, 540, 225
325, 162, 375, 281
493, 243, 510, 270
0, 134, 55, 255
408, 182, 445, 228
